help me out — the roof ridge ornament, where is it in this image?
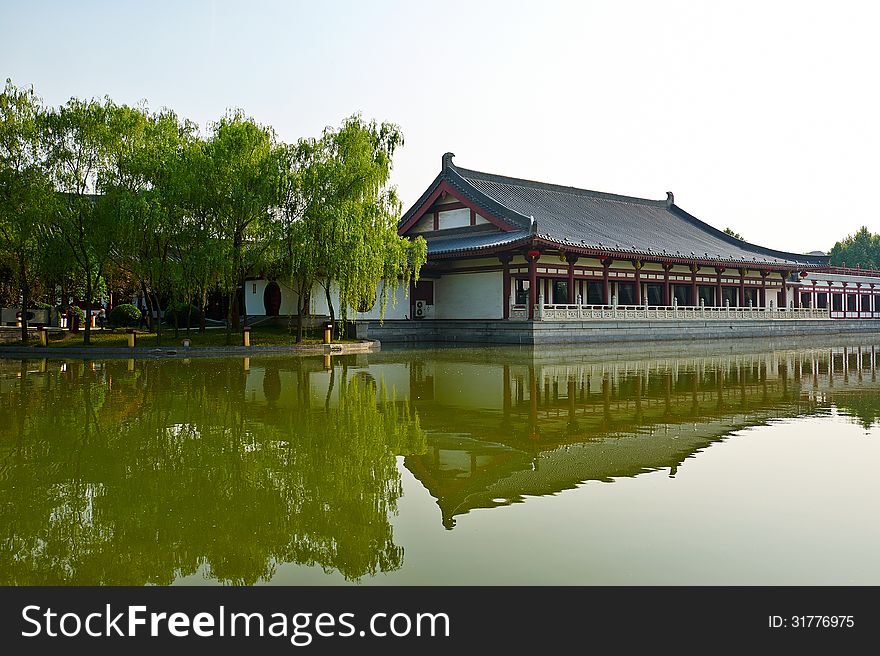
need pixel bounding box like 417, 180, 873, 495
442, 152, 455, 169
666, 191, 674, 208
529, 215, 537, 235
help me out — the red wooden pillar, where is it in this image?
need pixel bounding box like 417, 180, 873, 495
690, 265, 698, 305
500, 253, 512, 319
663, 263, 672, 305
566, 253, 578, 304
842, 282, 848, 317
739, 269, 746, 307
760, 271, 768, 307
527, 249, 539, 320
857, 283, 863, 316
602, 258, 612, 305
633, 260, 642, 305
715, 267, 724, 307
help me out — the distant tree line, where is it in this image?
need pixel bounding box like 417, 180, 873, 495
828, 226, 880, 271
0, 79, 426, 344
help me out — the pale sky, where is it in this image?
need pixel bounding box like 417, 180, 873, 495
3, 0, 878, 253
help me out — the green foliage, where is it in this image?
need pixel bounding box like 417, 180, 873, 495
829, 227, 879, 269
108, 303, 141, 327
163, 302, 203, 328
0, 79, 55, 338
2, 80, 426, 340
723, 227, 744, 240
281, 115, 426, 327
192, 110, 287, 338
69, 305, 86, 322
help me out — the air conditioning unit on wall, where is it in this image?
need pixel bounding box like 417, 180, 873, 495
414, 300, 427, 319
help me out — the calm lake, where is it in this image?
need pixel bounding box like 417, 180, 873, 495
2, 338, 880, 585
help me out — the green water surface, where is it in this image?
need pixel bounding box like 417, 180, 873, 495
2, 338, 879, 585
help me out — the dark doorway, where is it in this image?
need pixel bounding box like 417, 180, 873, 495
698, 285, 715, 306
722, 287, 737, 307
263, 281, 281, 316
552, 280, 568, 304
672, 284, 690, 305
586, 281, 603, 304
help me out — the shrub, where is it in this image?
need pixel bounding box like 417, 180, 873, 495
108, 303, 142, 328
164, 302, 203, 328
69, 305, 86, 322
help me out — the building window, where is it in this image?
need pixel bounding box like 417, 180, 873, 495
832, 294, 843, 312
697, 285, 715, 306
672, 284, 690, 305
587, 281, 603, 304
722, 287, 738, 307
515, 279, 529, 305
800, 292, 811, 307
817, 293, 828, 309
616, 282, 635, 305
861, 294, 872, 312
646, 284, 663, 305
743, 287, 758, 306
847, 294, 857, 312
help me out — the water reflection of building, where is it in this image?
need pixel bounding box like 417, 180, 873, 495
401, 344, 880, 528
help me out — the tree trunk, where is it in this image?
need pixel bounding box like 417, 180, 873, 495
324, 279, 335, 329
226, 290, 234, 345
240, 275, 248, 328
151, 291, 162, 346
231, 290, 240, 330
199, 287, 207, 333
140, 281, 154, 331
295, 292, 305, 343
83, 277, 92, 346
19, 258, 29, 342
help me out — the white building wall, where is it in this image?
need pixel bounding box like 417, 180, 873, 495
245, 279, 410, 320
434, 271, 503, 320
244, 279, 300, 316
312, 281, 411, 320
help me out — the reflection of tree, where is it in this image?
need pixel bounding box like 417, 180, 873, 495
0, 358, 425, 585
827, 392, 880, 431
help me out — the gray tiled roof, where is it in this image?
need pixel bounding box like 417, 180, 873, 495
402, 154, 828, 268
426, 230, 531, 255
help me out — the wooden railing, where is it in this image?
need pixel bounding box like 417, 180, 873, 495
509, 303, 831, 321
820, 266, 880, 278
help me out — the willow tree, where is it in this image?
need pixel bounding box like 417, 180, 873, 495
194, 111, 286, 342
282, 116, 426, 341
103, 104, 198, 344
0, 79, 54, 341
43, 96, 119, 344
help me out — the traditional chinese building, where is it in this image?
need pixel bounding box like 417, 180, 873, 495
398, 153, 829, 320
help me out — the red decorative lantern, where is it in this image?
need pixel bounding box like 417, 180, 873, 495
799, 271, 808, 278
527, 249, 541, 259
